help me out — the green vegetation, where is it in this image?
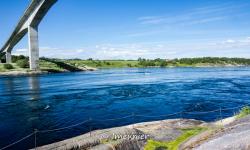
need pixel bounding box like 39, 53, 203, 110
1, 56, 250, 73
16, 59, 29, 68
236, 106, 250, 119
12, 55, 27, 63
39, 58, 66, 72
100, 138, 119, 145
40, 57, 82, 72
137, 57, 250, 67
3, 64, 14, 69
144, 127, 207, 150
0, 55, 84, 73
66, 57, 250, 68
65, 59, 139, 68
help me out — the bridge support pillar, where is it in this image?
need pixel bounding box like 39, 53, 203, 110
28, 26, 39, 70
6, 51, 12, 64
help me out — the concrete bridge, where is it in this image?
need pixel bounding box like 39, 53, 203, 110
0, 0, 57, 70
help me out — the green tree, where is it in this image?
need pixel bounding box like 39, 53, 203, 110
16, 59, 29, 68
3, 64, 14, 69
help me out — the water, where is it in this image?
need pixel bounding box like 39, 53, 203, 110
1, 67, 250, 149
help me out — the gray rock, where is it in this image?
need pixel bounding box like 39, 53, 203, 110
34, 119, 205, 150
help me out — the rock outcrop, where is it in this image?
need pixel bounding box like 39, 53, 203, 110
34, 119, 204, 150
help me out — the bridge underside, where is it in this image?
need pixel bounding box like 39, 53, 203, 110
0, 0, 57, 70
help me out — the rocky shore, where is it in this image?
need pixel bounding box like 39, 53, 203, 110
0, 66, 97, 76
33, 114, 250, 150
0, 70, 48, 76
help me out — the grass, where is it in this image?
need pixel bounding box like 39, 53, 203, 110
0, 59, 83, 73
100, 138, 119, 145
65, 60, 140, 68
1, 57, 249, 73
40, 58, 82, 72
3, 64, 14, 69
144, 127, 207, 150
236, 106, 250, 119
63, 59, 245, 69
39, 59, 65, 72
0, 64, 5, 71
0, 63, 29, 72
0, 60, 213, 73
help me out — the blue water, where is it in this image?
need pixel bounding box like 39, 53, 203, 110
1, 67, 250, 149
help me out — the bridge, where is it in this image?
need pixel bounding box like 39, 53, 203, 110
0, 0, 57, 70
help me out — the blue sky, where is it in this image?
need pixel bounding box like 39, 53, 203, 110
0, 0, 250, 59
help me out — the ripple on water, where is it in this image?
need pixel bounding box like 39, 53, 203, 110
1, 67, 250, 149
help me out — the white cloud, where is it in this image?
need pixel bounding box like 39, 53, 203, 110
88, 37, 250, 59
183, 16, 227, 25
91, 44, 158, 59
217, 37, 250, 48
139, 16, 166, 25
13, 47, 86, 59
76, 49, 84, 53
16, 48, 27, 52
138, 4, 247, 26
13, 48, 28, 56
224, 39, 236, 43
11, 37, 250, 59
40, 47, 59, 51
127, 29, 170, 37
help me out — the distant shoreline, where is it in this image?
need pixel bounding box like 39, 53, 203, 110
1, 57, 250, 76
63, 57, 250, 69
0, 65, 249, 76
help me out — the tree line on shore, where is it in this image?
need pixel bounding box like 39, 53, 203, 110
2, 55, 250, 70
137, 57, 250, 67
1, 55, 29, 69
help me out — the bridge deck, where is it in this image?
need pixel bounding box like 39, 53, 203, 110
0, 0, 57, 54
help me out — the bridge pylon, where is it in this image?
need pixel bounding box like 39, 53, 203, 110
28, 25, 39, 70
